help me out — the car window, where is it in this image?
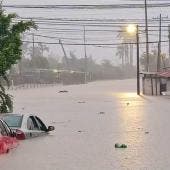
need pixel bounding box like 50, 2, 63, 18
2, 115, 23, 128
35, 116, 47, 131
2, 122, 12, 136
27, 116, 39, 130
0, 120, 9, 136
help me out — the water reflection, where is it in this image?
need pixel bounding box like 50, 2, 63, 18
114, 92, 147, 170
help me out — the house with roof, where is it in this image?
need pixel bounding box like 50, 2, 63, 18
141, 70, 170, 95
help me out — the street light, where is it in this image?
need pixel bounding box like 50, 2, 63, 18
126, 24, 137, 35
126, 24, 140, 95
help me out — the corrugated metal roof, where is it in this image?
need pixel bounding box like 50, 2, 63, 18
158, 70, 170, 78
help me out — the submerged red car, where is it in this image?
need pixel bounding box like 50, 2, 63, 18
0, 119, 18, 154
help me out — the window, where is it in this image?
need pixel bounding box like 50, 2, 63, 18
2, 115, 23, 128
35, 116, 47, 131
0, 120, 8, 136
27, 116, 39, 130
2, 122, 11, 136
27, 117, 34, 130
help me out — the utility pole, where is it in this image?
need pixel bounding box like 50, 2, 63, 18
40, 43, 44, 57
136, 25, 140, 95
83, 26, 87, 83
144, 0, 149, 72
19, 34, 24, 75
157, 14, 162, 72
59, 39, 69, 70
168, 25, 170, 61
130, 43, 133, 66
32, 33, 35, 58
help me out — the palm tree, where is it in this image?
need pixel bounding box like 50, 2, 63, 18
116, 26, 136, 66
116, 44, 125, 66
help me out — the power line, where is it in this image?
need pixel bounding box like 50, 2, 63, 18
36, 28, 128, 33
13, 19, 170, 28
14, 18, 170, 25
22, 39, 170, 46
3, 3, 170, 9
17, 16, 164, 23
24, 32, 131, 42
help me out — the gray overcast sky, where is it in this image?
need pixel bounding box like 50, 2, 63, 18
3, 0, 170, 65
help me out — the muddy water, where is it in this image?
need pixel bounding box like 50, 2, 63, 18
0, 80, 170, 170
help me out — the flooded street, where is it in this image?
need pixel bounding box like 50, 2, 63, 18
0, 79, 170, 170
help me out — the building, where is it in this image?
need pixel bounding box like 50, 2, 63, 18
141, 71, 170, 96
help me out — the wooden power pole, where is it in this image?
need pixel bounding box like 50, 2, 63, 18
144, 0, 149, 72
157, 14, 162, 72
83, 26, 88, 83
32, 33, 35, 58
168, 25, 170, 61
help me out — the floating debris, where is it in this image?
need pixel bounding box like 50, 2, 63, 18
78, 101, 86, 104
58, 90, 68, 93
51, 120, 71, 124
145, 131, 149, 134
104, 100, 112, 103
115, 143, 127, 149
126, 102, 130, 106
99, 112, 105, 114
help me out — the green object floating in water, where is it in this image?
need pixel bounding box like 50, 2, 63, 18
115, 143, 127, 149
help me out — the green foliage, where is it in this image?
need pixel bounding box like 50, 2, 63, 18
116, 26, 135, 66
0, 10, 36, 113
17, 48, 135, 82
48, 57, 60, 69
0, 74, 13, 113
140, 50, 167, 72
27, 43, 49, 58
29, 56, 49, 69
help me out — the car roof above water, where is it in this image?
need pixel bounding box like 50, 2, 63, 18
0, 113, 34, 117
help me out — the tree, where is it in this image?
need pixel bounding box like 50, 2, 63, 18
20, 43, 50, 71
48, 56, 60, 69
0, 10, 36, 113
30, 56, 49, 69
27, 43, 49, 58
140, 50, 167, 72
116, 44, 125, 66
116, 26, 135, 66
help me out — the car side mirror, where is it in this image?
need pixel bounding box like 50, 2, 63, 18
48, 126, 55, 132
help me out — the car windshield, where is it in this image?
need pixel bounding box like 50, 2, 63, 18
2, 115, 22, 128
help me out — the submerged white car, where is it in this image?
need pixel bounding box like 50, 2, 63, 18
0, 114, 55, 140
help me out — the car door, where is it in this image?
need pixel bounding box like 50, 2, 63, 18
34, 116, 48, 136
0, 120, 12, 153
26, 116, 40, 138
1, 121, 18, 148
